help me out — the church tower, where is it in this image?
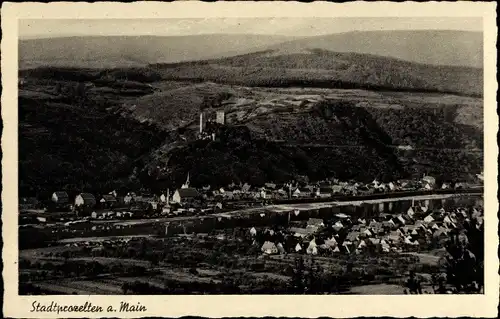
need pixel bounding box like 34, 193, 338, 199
181, 172, 190, 189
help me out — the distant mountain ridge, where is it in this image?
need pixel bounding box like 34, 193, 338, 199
19, 30, 483, 69
18, 34, 297, 69
266, 30, 483, 68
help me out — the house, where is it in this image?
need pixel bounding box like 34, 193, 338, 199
292, 188, 301, 198
315, 187, 332, 198
388, 182, 396, 191
124, 193, 135, 204
331, 185, 343, 194
291, 227, 315, 238
346, 231, 360, 242
407, 207, 417, 218
306, 238, 318, 255
241, 183, 251, 193
476, 172, 484, 182
342, 241, 353, 254
404, 236, 414, 245
100, 194, 117, 208
357, 240, 367, 250
367, 238, 380, 246
19, 197, 39, 211
428, 221, 440, 230
305, 224, 320, 234
424, 214, 435, 224
433, 227, 449, 241
368, 221, 384, 235
443, 216, 457, 228
295, 243, 302, 252
382, 220, 397, 230
223, 191, 234, 200
276, 242, 286, 254
332, 221, 344, 233
265, 183, 277, 190
360, 228, 373, 238
75, 193, 96, 208
259, 190, 267, 199
441, 183, 451, 190
250, 227, 257, 237
402, 225, 420, 237
422, 175, 436, 186
160, 193, 168, 203
395, 215, 407, 225
351, 224, 362, 232
52, 191, 69, 205
307, 218, 324, 228
387, 231, 402, 244
172, 188, 201, 204
381, 240, 391, 253
322, 237, 338, 249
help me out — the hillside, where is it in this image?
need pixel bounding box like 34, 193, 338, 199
18, 34, 295, 69
266, 30, 483, 68
18, 54, 483, 195
18, 76, 168, 197
151, 49, 482, 96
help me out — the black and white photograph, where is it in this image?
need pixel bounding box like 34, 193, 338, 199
2, 1, 498, 318
15, 16, 487, 296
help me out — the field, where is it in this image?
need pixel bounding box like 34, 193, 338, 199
19, 232, 420, 295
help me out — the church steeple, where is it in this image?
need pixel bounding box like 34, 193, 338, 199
182, 172, 190, 189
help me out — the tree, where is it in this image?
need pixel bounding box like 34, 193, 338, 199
290, 257, 306, 293
441, 224, 484, 293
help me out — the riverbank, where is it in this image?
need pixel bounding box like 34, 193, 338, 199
223, 189, 483, 217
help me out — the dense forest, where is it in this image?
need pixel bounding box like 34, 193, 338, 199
151, 49, 482, 97
18, 77, 167, 197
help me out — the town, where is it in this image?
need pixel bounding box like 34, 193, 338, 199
19, 172, 484, 295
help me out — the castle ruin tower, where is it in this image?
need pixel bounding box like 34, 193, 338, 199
199, 113, 203, 134
216, 110, 225, 125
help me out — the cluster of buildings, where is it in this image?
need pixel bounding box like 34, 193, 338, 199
256, 202, 483, 257
186, 174, 472, 202
19, 171, 482, 222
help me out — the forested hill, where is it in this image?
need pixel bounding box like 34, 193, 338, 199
18, 48, 483, 196
151, 49, 482, 97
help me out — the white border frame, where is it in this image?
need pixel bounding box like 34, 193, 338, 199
2, 2, 498, 318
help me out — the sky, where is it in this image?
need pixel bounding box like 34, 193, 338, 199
19, 17, 483, 39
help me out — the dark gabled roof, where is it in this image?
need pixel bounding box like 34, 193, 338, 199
54, 191, 69, 199
53, 191, 69, 203
319, 187, 332, 194
101, 194, 117, 202
78, 193, 96, 204
177, 188, 200, 198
